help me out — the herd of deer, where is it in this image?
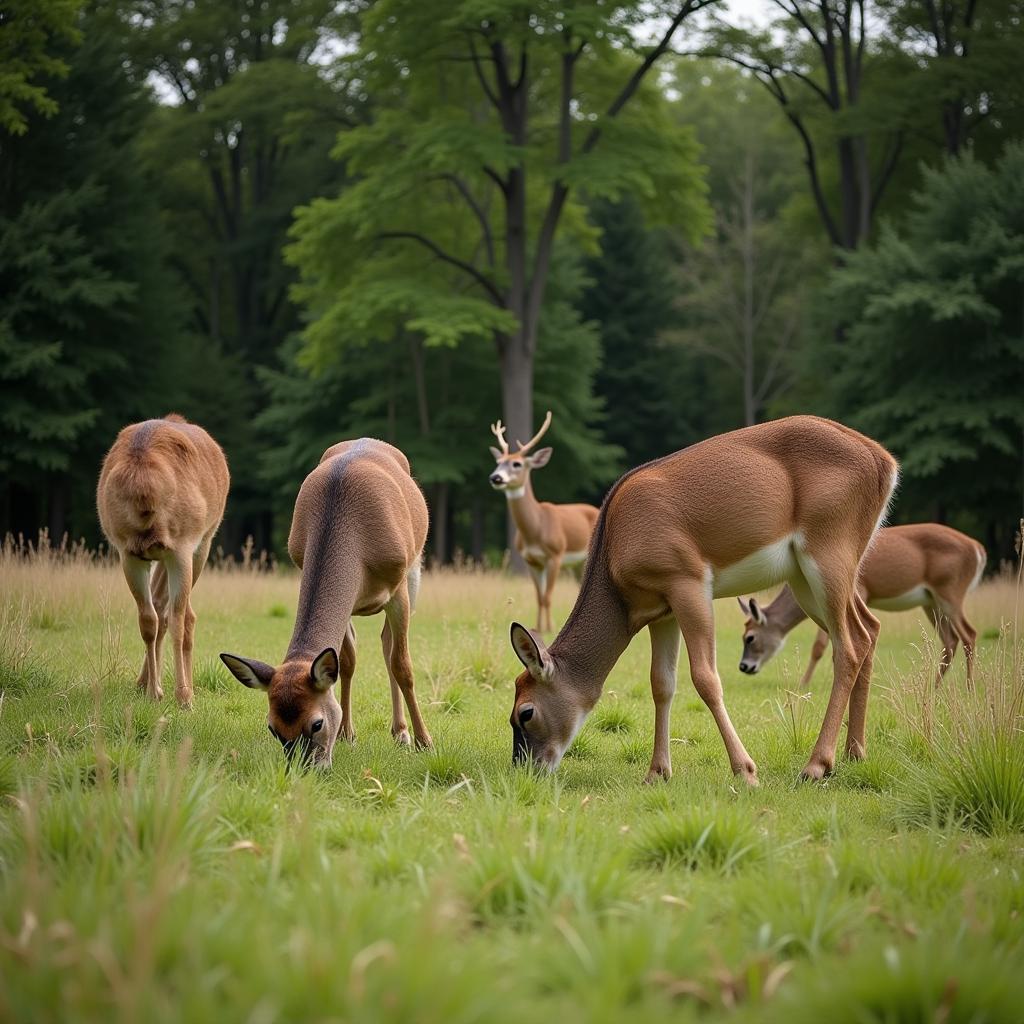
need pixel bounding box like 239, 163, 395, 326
97, 411, 985, 784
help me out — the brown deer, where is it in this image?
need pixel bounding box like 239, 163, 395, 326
97, 415, 229, 708
220, 439, 432, 768
507, 415, 899, 784
489, 411, 599, 633
737, 523, 985, 686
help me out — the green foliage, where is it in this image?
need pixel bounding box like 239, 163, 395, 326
0, 4, 195, 535
633, 805, 765, 872
0, 0, 81, 135
822, 145, 1024, 532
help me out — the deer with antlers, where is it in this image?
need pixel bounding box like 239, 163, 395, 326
219, 439, 432, 768
737, 523, 985, 686
507, 416, 899, 784
97, 414, 230, 708
489, 411, 600, 634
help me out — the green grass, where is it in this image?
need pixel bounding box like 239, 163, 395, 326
0, 556, 1022, 1022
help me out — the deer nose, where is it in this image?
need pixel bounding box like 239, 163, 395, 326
739, 661, 756, 674
489, 473, 503, 485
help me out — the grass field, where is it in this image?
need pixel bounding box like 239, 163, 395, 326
1, 540, 1023, 1023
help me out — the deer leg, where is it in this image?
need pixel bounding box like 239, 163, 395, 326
165, 549, 195, 708
383, 583, 433, 749
339, 623, 357, 743
926, 605, 958, 685
527, 564, 547, 633
844, 592, 880, 761
542, 554, 562, 635
949, 608, 977, 687
150, 563, 169, 693
793, 550, 874, 780
645, 616, 681, 783
380, 620, 410, 746
670, 584, 757, 784
123, 555, 161, 700
800, 628, 830, 688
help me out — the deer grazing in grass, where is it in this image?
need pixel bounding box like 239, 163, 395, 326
97, 415, 230, 708
737, 523, 985, 686
507, 415, 899, 784
220, 439, 432, 768
489, 411, 599, 634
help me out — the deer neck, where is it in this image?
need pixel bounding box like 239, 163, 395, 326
766, 585, 809, 635
285, 521, 361, 662
548, 551, 633, 709
505, 475, 546, 539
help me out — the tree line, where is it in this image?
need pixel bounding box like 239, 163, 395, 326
2, 0, 1022, 563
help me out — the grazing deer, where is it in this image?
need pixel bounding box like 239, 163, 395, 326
737, 523, 985, 686
507, 415, 899, 784
220, 439, 432, 768
489, 411, 599, 633
97, 415, 229, 708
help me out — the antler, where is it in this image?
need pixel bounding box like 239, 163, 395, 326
515, 410, 553, 453
490, 419, 509, 455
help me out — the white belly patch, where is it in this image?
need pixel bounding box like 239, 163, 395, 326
870, 586, 930, 612
711, 535, 799, 599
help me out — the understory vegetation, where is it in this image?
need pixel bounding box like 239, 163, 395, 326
0, 545, 1021, 1022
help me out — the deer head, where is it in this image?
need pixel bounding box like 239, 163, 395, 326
736, 597, 786, 675
220, 648, 344, 768
488, 411, 554, 494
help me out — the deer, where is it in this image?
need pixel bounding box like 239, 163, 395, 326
219, 438, 432, 768
97, 414, 230, 708
507, 415, 899, 784
737, 523, 986, 687
489, 410, 599, 634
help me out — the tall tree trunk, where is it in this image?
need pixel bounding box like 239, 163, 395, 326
741, 155, 756, 426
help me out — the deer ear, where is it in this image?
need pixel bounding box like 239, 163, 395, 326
737, 597, 750, 618
528, 447, 553, 468
220, 653, 274, 691
489, 446, 503, 461
748, 598, 766, 625
310, 647, 339, 691
510, 622, 553, 681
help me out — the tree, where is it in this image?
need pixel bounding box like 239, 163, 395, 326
666, 61, 823, 425
0, 4, 195, 539
822, 144, 1024, 557
289, 0, 713, 461
127, 0, 366, 547
581, 197, 701, 464
704, 0, 907, 250
0, 0, 81, 135
261, 246, 620, 561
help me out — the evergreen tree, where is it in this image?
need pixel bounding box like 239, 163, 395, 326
823, 145, 1024, 557
0, 6, 194, 540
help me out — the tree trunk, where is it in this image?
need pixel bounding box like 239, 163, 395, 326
498, 334, 533, 567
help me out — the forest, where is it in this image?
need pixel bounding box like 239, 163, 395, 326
2, 0, 1023, 563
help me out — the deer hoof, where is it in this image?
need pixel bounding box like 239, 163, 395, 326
393, 728, 412, 747
734, 759, 759, 786
799, 757, 833, 782
643, 762, 672, 784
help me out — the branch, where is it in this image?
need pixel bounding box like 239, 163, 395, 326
870, 130, 904, 214
769, 0, 825, 52
482, 164, 510, 196
466, 33, 500, 110
439, 173, 496, 267
582, 0, 721, 154
375, 231, 503, 304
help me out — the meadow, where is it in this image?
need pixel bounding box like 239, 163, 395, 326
0, 539, 1022, 1023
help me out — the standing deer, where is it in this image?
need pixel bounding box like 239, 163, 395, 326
737, 523, 985, 686
220, 439, 432, 768
97, 414, 230, 708
489, 410, 599, 633
507, 416, 899, 784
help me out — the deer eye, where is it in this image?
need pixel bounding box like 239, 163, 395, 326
744, 635, 754, 645
310, 718, 324, 734
519, 706, 534, 725
512, 460, 522, 468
